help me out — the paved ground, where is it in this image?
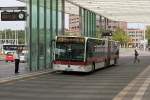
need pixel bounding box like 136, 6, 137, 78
0, 61, 29, 79
0, 48, 149, 80
120, 48, 150, 57
0, 49, 150, 100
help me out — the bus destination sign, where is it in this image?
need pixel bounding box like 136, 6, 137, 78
57, 37, 85, 43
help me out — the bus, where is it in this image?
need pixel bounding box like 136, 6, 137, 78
53, 36, 119, 72
1, 44, 26, 54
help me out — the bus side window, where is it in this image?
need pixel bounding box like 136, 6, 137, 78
87, 40, 93, 58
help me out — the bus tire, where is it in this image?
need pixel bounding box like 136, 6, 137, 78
104, 59, 107, 67
92, 62, 95, 72
114, 58, 118, 66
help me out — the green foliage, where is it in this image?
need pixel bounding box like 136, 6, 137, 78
18, 30, 25, 44
96, 27, 105, 38
112, 27, 130, 47
146, 27, 150, 44
0, 29, 25, 44
146, 26, 150, 39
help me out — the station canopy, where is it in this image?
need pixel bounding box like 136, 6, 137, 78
66, 0, 150, 24
18, 0, 150, 23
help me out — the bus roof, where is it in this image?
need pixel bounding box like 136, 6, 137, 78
56, 36, 108, 41
56, 36, 119, 43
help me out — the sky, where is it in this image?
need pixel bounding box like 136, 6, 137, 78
0, 0, 146, 30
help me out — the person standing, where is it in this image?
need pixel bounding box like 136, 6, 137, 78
14, 50, 20, 73
114, 49, 119, 65
134, 49, 140, 63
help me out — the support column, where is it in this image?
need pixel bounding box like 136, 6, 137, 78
44, 0, 47, 69
29, 0, 32, 71
99, 15, 102, 34
56, 0, 58, 36
37, 0, 40, 70
84, 9, 87, 36
79, 7, 82, 36
87, 11, 89, 37
89, 12, 91, 37
61, 0, 65, 35
83, 9, 86, 36
93, 13, 96, 37
91, 12, 94, 36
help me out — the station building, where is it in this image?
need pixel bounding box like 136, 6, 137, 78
22, 0, 110, 72
127, 28, 145, 48
20, 0, 150, 72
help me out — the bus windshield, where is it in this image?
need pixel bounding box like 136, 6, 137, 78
55, 42, 85, 61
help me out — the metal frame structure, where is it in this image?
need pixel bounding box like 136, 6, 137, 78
0, 7, 26, 10
18, 0, 150, 71
26, 0, 64, 71
66, 0, 150, 23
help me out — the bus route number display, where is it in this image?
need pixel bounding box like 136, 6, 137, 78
57, 37, 85, 43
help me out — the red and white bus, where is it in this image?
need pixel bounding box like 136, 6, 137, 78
53, 36, 119, 72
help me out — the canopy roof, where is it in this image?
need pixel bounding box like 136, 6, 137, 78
18, 0, 150, 23
66, 0, 150, 23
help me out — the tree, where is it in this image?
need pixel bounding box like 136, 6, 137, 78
18, 30, 25, 44
96, 27, 105, 38
146, 26, 150, 45
0, 29, 25, 45
112, 27, 130, 47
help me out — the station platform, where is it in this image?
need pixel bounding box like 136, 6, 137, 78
0, 48, 150, 84
0, 48, 150, 100
0, 62, 52, 84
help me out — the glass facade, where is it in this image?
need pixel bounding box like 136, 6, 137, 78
80, 8, 96, 37
27, 0, 63, 71
26, 0, 107, 71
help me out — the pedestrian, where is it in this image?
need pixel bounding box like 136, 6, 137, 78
14, 50, 20, 73
115, 49, 119, 65
114, 46, 119, 65
134, 49, 140, 63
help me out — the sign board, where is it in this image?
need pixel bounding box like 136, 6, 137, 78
1, 11, 26, 21
57, 37, 85, 43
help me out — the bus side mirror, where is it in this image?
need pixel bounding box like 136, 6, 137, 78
50, 39, 55, 47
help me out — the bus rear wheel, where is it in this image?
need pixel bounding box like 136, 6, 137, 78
104, 59, 107, 67
91, 62, 95, 72
114, 58, 118, 66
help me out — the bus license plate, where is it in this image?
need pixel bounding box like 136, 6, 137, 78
65, 68, 73, 71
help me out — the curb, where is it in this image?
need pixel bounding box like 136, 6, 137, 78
0, 70, 54, 84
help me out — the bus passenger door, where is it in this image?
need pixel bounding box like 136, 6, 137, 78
50, 40, 55, 67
